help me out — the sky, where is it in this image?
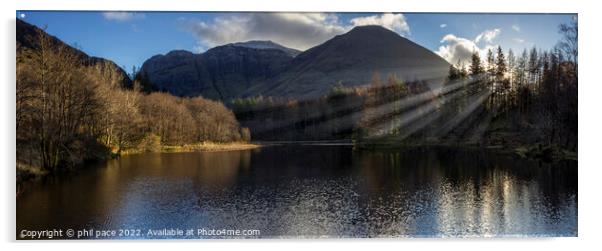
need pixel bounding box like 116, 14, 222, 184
16, 11, 575, 72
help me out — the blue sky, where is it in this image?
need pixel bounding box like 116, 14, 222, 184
17, 11, 575, 72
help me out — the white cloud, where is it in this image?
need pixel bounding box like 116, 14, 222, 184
436, 30, 501, 65
440, 23, 447, 28
436, 34, 480, 65
513, 38, 525, 43
475, 28, 501, 43
180, 13, 410, 52
102, 12, 145, 22
511, 25, 520, 32
349, 13, 410, 35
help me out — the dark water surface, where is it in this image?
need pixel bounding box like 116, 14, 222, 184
17, 145, 577, 238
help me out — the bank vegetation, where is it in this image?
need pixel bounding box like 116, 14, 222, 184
16, 28, 251, 179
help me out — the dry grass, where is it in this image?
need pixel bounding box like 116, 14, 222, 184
121, 142, 261, 155
162, 142, 261, 153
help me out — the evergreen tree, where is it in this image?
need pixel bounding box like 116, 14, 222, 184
528, 47, 539, 84
447, 64, 460, 82
507, 49, 515, 81
486, 49, 496, 81
469, 51, 484, 76
517, 49, 528, 87
495, 46, 507, 80
459, 63, 468, 79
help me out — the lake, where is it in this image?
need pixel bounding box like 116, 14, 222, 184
16, 145, 577, 239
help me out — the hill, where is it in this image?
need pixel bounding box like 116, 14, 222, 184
139, 25, 450, 101
17, 19, 132, 88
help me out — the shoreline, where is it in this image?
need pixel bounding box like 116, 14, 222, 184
354, 141, 577, 163
120, 142, 262, 156
16, 142, 262, 192
17, 141, 574, 197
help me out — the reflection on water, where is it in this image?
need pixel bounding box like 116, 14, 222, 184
16, 146, 577, 238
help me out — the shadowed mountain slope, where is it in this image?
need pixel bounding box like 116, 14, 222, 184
138, 41, 298, 100
251, 25, 451, 99
140, 25, 451, 100
17, 19, 132, 88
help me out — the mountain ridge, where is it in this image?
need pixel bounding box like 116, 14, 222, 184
139, 40, 297, 99
230, 40, 301, 57
16, 19, 132, 88
140, 25, 450, 101
248, 25, 451, 99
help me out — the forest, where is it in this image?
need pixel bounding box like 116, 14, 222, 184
364, 19, 577, 155
231, 20, 577, 160
16, 28, 250, 174
230, 76, 430, 141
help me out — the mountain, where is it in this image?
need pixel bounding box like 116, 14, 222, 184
139, 25, 451, 101
138, 41, 297, 99
250, 25, 451, 99
16, 19, 132, 88
230, 40, 301, 57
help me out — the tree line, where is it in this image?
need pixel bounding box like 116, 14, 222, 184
440, 19, 577, 150
232, 19, 577, 153
231, 75, 429, 141
17, 28, 249, 172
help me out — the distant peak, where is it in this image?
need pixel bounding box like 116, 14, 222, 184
229, 40, 301, 57
231, 40, 277, 47
347, 25, 398, 35
165, 50, 194, 56
230, 40, 284, 49
351, 25, 387, 30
